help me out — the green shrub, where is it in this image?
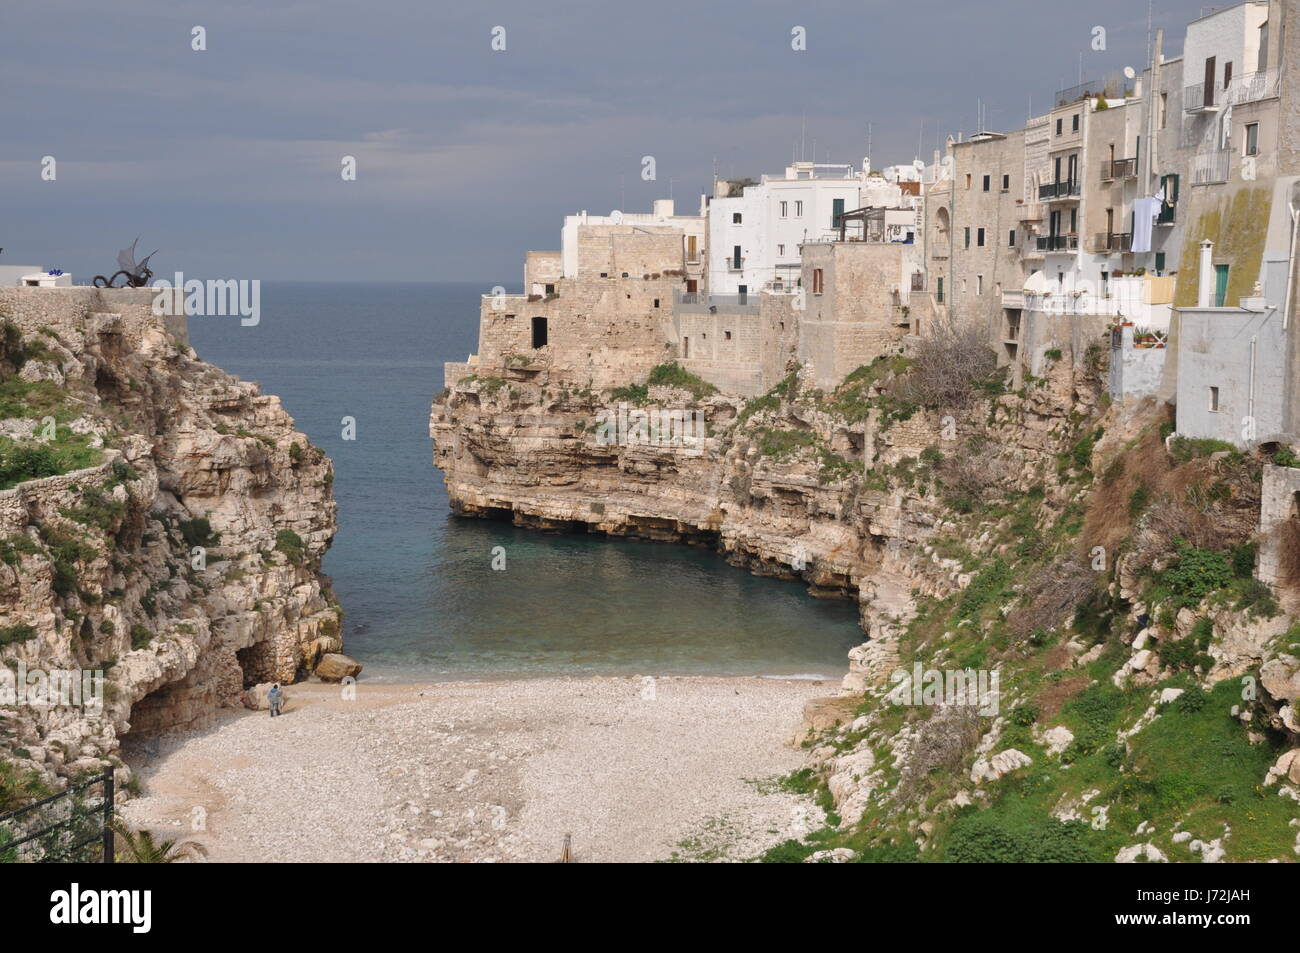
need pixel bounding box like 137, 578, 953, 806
275, 529, 307, 566
129, 624, 153, 650
179, 518, 220, 549
945, 812, 1096, 863
646, 362, 718, 400
0, 623, 38, 646
1158, 544, 1231, 608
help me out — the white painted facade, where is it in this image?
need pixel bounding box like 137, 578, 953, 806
709, 162, 867, 295
1182, 1, 1271, 109
709, 160, 923, 295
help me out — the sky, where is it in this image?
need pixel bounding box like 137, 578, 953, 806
3, 0, 1223, 286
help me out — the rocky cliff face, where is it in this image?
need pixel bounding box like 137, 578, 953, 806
0, 288, 338, 796
430, 351, 1103, 691
433, 343, 1300, 862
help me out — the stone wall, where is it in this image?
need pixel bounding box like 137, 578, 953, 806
1259, 462, 1300, 584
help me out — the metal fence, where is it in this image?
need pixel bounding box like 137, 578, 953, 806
0, 769, 114, 863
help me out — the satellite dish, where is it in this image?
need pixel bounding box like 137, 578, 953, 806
1123, 66, 1136, 79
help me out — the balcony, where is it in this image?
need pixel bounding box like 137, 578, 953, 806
1100, 158, 1137, 181
725, 256, 745, 272
1225, 69, 1279, 106
1184, 81, 1220, 113
1016, 202, 1045, 222
1190, 150, 1230, 186
1090, 232, 1132, 254
1036, 234, 1079, 253
1039, 180, 1081, 201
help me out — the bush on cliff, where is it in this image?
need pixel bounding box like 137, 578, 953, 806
275, 529, 307, 566
646, 362, 718, 400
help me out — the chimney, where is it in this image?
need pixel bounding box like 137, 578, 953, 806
1197, 240, 1216, 306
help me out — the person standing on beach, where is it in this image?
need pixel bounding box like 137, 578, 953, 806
269, 683, 283, 718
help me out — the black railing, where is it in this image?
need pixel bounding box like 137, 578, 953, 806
0, 769, 114, 863
1038, 180, 1081, 200
1036, 235, 1078, 252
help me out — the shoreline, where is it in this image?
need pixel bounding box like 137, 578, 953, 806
119, 675, 833, 863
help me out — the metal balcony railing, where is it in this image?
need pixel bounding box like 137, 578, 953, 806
1100, 158, 1137, 180
1036, 234, 1078, 252
1226, 69, 1279, 106
1038, 180, 1081, 201
725, 257, 745, 272
1190, 150, 1230, 186
1184, 81, 1217, 112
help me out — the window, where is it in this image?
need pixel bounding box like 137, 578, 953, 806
936, 276, 944, 303
530, 316, 548, 348
1072, 113, 1079, 132
812, 268, 824, 294
965, 173, 972, 189
1055, 118, 1063, 135
777, 244, 785, 256
832, 197, 845, 228
964, 226, 971, 248
1245, 122, 1260, 156
1214, 264, 1230, 307
1008, 229, 1016, 246
1001, 174, 1010, 190
780, 201, 788, 218
1209, 386, 1220, 412
683, 336, 689, 358
1159, 92, 1168, 129
732, 212, 742, 224
1155, 252, 1166, 273
982, 175, 990, 192
976, 275, 984, 295
1224, 61, 1233, 90
653, 298, 660, 308
725, 330, 732, 341
977, 227, 986, 247
732, 245, 742, 269
794, 200, 803, 216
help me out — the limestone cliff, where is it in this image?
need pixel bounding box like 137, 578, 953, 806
0, 288, 338, 799
432, 338, 1300, 862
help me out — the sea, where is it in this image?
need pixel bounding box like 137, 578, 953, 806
186, 281, 862, 681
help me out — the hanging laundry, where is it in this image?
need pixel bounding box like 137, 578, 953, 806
1131, 188, 1164, 254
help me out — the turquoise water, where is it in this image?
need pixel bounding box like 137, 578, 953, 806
186, 282, 862, 680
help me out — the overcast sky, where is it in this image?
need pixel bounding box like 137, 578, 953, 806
4, 0, 1219, 285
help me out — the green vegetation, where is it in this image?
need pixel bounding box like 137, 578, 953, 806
646, 362, 717, 400
1169, 436, 1239, 464
179, 518, 220, 549
0, 623, 38, 647
0, 431, 101, 491
129, 624, 154, 651
275, 528, 307, 566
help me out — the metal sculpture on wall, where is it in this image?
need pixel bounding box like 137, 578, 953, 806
92, 238, 157, 288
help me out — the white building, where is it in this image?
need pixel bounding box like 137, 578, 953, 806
708, 160, 921, 297
0, 265, 71, 287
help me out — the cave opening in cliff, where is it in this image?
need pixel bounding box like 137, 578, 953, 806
236, 642, 278, 689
